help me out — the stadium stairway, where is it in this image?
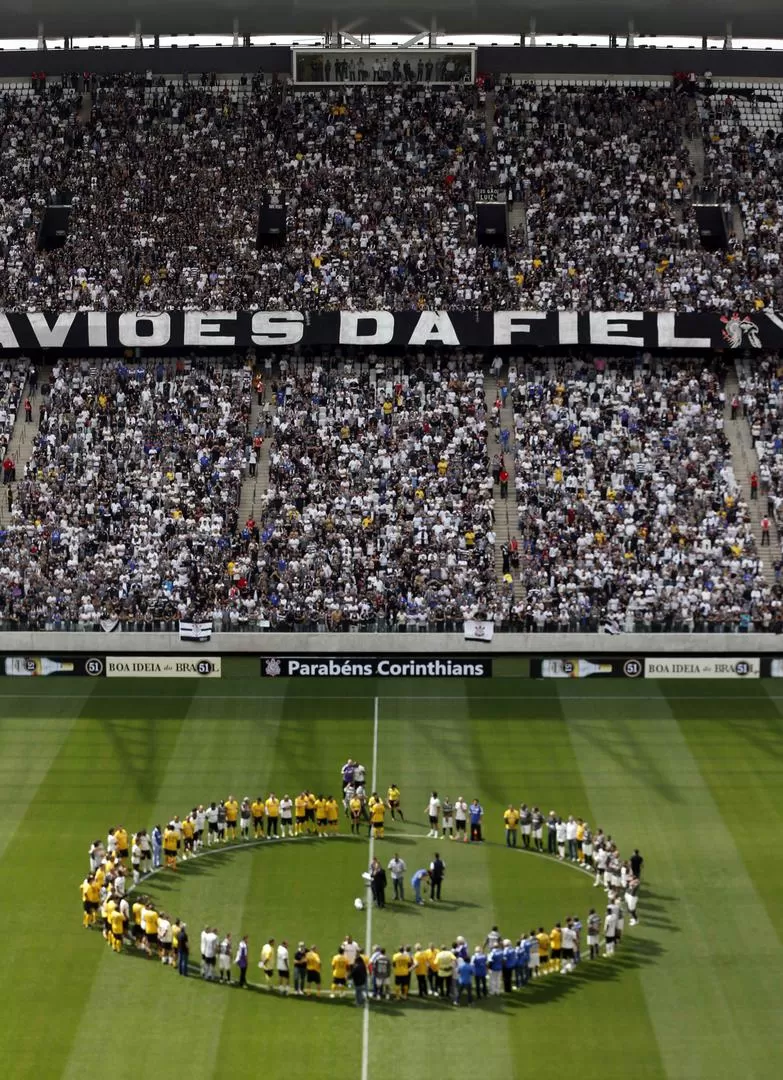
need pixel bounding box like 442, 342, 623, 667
0, 366, 49, 527
483, 89, 495, 151
488, 374, 524, 601
237, 387, 276, 526
723, 367, 778, 584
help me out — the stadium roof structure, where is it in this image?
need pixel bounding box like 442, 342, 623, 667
5, 0, 783, 42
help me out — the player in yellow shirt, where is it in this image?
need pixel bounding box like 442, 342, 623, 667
265, 794, 280, 838
80, 876, 93, 928
331, 948, 349, 997
392, 947, 413, 999
142, 904, 159, 955
349, 795, 363, 835
85, 877, 101, 927
101, 894, 116, 943
412, 943, 430, 997
181, 816, 194, 860
305, 791, 317, 835
536, 928, 550, 974
294, 793, 307, 836
504, 805, 520, 847
576, 819, 585, 864
370, 795, 386, 839
314, 795, 329, 837
326, 796, 340, 835
110, 905, 126, 952
251, 797, 265, 839
113, 826, 129, 863
427, 942, 439, 995
132, 897, 145, 945
163, 824, 179, 869
387, 784, 404, 822
305, 945, 321, 996
224, 795, 239, 841
549, 924, 562, 973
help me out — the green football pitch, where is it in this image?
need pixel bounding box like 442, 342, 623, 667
1, 674, 782, 1080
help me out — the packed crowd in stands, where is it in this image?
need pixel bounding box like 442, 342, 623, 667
1, 352, 782, 632
510, 355, 778, 632
736, 355, 783, 545
0, 356, 252, 627
0, 73, 782, 312
258, 356, 500, 629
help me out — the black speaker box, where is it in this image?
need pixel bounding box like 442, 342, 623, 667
477, 201, 508, 247
36, 204, 72, 252
694, 203, 729, 252
257, 199, 286, 249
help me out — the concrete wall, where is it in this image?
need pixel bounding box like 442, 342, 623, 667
0, 631, 779, 655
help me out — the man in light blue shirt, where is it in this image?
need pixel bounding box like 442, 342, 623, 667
411, 868, 430, 905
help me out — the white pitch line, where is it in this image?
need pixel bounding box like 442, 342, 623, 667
361, 695, 380, 1080
0, 692, 779, 702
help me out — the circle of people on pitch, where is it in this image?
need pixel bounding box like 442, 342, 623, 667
79, 785, 642, 1006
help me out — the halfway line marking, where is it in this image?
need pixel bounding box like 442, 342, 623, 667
362, 696, 380, 1080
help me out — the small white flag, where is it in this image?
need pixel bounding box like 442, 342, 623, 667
100, 618, 119, 633
464, 619, 495, 643
179, 620, 213, 642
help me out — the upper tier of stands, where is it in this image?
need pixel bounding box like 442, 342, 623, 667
1, 74, 783, 312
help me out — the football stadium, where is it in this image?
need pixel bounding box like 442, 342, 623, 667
2, 1, 783, 1078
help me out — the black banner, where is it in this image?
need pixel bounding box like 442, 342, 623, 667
1, 655, 105, 677
260, 655, 492, 677
0, 310, 780, 351
531, 657, 643, 679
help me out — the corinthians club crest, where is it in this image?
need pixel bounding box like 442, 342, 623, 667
720, 313, 761, 348
264, 658, 282, 677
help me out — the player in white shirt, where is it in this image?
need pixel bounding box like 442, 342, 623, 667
218, 934, 232, 982
277, 940, 290, 993
200, 926, 209, 977
565, 816, 578, 861
342, 935, 358, 966
280, 796, 294, 837
106, 830, 117, 857
625, 876, 640, 926
560, 923, 576, 972
586, 908, 601, 959
131, 839, 142, 885
426, 792, 441, 837
603, 910, 617, 957
205, 803, 218, 846
454, 797, 468, 841
193, 806, 206, 851
203, 927, 219, 979
138, 830, 151, 874
157, 914, 172, 964
113, 868, 126, 897
354, 763, 366, 786
556, 818, 567, 860
594, 844, 608, 887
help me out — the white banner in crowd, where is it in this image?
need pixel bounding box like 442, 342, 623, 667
464, 620, 495, 643
179, 620, 213, 642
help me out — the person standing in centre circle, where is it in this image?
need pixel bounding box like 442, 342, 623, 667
411, 867, 430, 905
388, 853, 406, 900
429, 853, 445, 900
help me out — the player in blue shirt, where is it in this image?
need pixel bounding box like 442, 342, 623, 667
488, 944, 504, 995
411, 868, 430, 905
502, 939, 517, 993
469, 800, 484, 842
456, 955, 474, 1006
472, 946, 487, 998
515, 937, 530, 988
